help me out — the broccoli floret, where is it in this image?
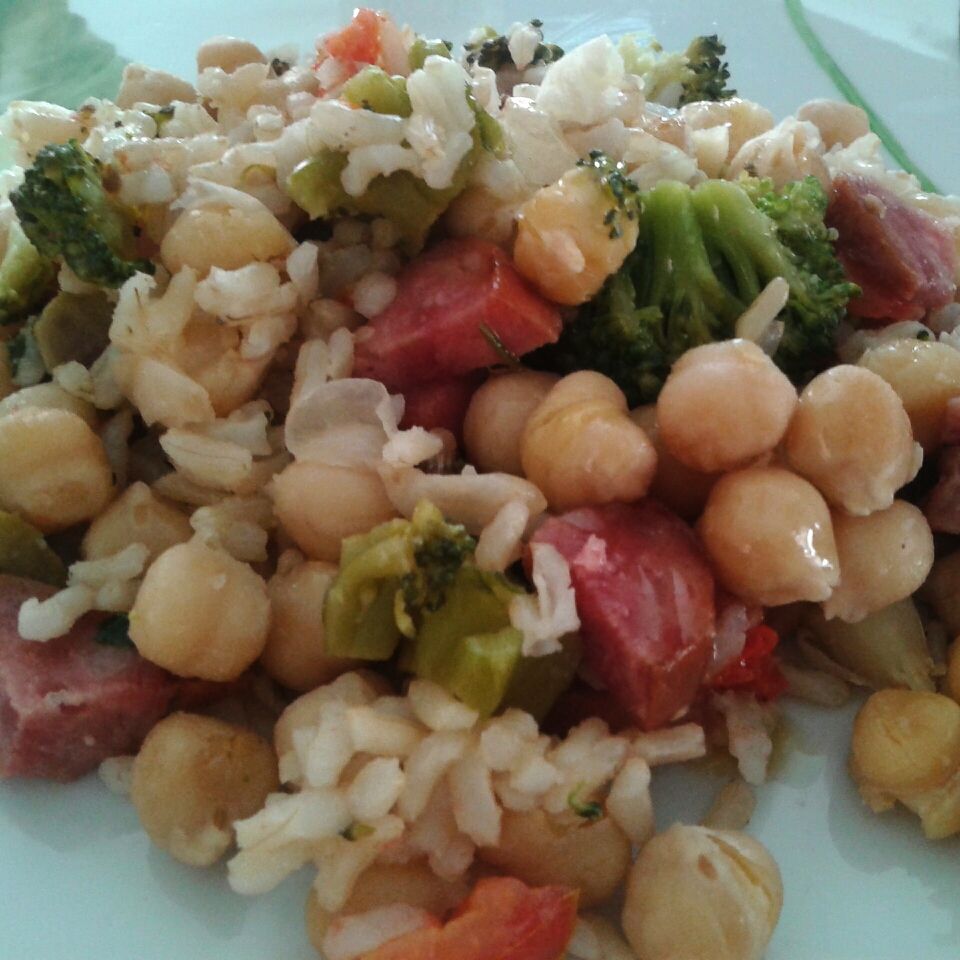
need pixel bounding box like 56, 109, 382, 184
679, 35, 735, 105
535, 176, 858, 404
10, 140, 153, 288
619, 33, 734, 107
0, 220, 55, 324
401, 521, 477, 616
463, 21, 563, 71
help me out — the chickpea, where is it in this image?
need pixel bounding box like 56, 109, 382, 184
305, 861, 469, 952
521, 371, 657, 511
859, 339, 960, 452
464, 371, 559, 475
630, 405, 716, 519
116, 64, 197, 109
161, 206, 295, 276
271, 462, 397, 563
946, 640, 960, 705
514, 165, 640, 306
131, 712, 278, 867
0, 408, 113, 533
262, 555, 358, 691
920, 552, 960, 640
130, 539, 270, 681
0, 382, 97, 426
850, 689, 960, 838
785, 365, 917, 515
196, 36, 267, 74
82, 481, 192, 563
699, 466, 840, 606
478, 808, 631, 908
796, 99, 870, 149
657, 340, 797, 474
622, 824, 782, 960
823, 501, 933, 623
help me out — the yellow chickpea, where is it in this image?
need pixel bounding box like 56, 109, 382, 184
920, 552, 960, 639
785, 365, 917, 515
822, 501, 933, 623
130, 539, 270, 681
521, 371, 657, 511
859, 340, 960, 452
131, 712, 278, 867
305, 861, 469, 952
196, 36, 267, 73
699, 466, 840, 606
622, 824, 782, 960
271, 462, 398, 563
82, 481, 192, 563
0, 407, 113, 533
463, 371, 559, 475
657, 340, 797, 474
0, 382, 97, 426
160, 206, 295, 276
478, 808, 631, 908
796, 99, 870, 149
514, 165, 640, 306
262, 555, 358, 691
850, 689, 960, 838
630, 405, 716, 519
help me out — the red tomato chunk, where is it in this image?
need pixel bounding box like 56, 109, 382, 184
531, 501, 716, 731
353, 239, 562, 391
323, 7, 382, 65
358, 876, 578, 960
709, 624, 787, 701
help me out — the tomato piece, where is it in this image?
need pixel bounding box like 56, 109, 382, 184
359, 876, 578, 960
324, 8, 382, 65
709, 624, 787, 701
530, 501, 716, 731
400, 375, 481, 443
353, 239, 562, 391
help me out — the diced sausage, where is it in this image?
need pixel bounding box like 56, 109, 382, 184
530, 501, 716, 730
353, 239, 562, 391
400, 375, 481, 443
826, 174, 957, 322
0, 575, 213, 781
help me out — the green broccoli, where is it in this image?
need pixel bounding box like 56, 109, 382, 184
463, 20, 563, 71
287, 69, 503, 252
619, 33, 734, 107
0, 220, 55, 325
323, 500, 581, 718
534, 175, 859, 404
679, 35, 735, 105
10, 140, 154, 288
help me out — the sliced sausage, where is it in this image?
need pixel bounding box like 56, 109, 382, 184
0, 575, 214, 781
353, 239, 562, 391
826, 174, 957, 322
530, 501, 716, 730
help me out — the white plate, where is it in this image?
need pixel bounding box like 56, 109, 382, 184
1, 2, 959, 957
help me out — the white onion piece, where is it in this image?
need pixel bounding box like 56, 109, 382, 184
378, 464, 546, 535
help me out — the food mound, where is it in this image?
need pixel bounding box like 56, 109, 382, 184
1, 10, 959, 959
